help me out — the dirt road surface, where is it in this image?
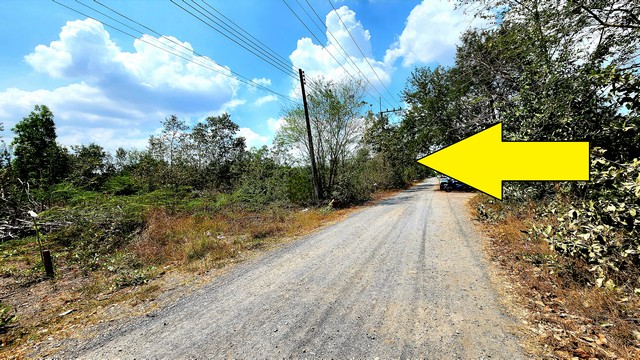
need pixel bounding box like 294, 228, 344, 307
62, 179, 525, 358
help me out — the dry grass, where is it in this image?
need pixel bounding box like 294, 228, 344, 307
130, 206, 348, 269
0, 267, 162, 360
470, 195, 640, 359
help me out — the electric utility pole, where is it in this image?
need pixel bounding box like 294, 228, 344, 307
299, 69, 322, 203
379, 107, 403, 121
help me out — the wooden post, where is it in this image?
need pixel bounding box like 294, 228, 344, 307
42, 250, 54, 278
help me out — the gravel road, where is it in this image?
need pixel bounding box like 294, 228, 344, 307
64, 178, 525, 359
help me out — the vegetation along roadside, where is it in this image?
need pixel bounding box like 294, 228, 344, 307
0, 74, 427, 357
439, 0, 639, 358
0, 0, 638, 357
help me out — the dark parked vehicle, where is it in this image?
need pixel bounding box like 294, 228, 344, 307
439, 176, 449, 190
443, 178, 473, 192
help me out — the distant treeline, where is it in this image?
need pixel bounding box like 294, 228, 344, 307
0, 77, 429, 237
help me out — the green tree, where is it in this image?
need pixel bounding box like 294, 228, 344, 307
402, 66, 464, 153
188, 113, 246, 190
0, 121, 9, 169
11, 105, 69, 186
69, 143, 112, 190
277, 77, 370, 200
113, 147, 129, 172
149, 115, 189, 167
139, 113, 246, 191
455, 0, 639, 158
364, 113, 427, 188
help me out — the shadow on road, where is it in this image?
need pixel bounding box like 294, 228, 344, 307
404, 182, 434, 193
376, 182, 434, 206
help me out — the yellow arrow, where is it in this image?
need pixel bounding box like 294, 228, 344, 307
416, 123, 590, 200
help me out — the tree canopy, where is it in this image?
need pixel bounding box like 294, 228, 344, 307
11, 105, 68, 186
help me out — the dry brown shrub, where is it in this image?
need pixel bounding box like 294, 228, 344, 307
129, 208, 182, 264
130, 206, 343, 269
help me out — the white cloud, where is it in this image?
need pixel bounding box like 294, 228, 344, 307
267, 117, 286, 132
251, 77, 272, 87
289, 6, 391, 91
25, 19, 238, 98
385, 0, 476, 66
57, 126, 149, 151
25, 18, 120, 79
0, 84, 165, 152
238, 127, 269, 148
222, 98, 247, 111
326, 6, 372, 58
255, 94, 278, 106
1, 18, 243, 153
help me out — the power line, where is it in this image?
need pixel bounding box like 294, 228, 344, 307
301, 0, 396, 108
282, 0, 379, 101
172, 0, 297, 80
326, 0, 400, 107
191, 0, 294, 75
200, 0, 294, 73
52, 0, 297, 104
293, 0, 370, 85
289, 0, 363, 90
89, 0, 297, 100
289, 0, 389, 104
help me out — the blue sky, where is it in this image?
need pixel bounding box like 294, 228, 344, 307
0, 0, 480, 152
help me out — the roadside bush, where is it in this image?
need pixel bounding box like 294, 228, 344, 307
528, 154, 640, 293
330, 169, 373, 207
286, 168, 313, 205
42, 197, 145, 271
103, 175, 139, 195
236, 147, 290, 206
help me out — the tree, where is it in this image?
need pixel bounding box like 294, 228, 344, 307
402, 66, 465, 154
454, 0, 640, 159
113, 147, 129, 172
11, 105, 69, 186
149, 115, 189, 167
137, 113, 246, 191
187, 113, 246, 190
0, 121, 9, 169
364, 113, 427, 188
69, 143, 112, 190
277, 77, 369, 199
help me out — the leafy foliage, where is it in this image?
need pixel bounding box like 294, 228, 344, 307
364, 113, 430, 188
236, 146, 290, 206
532, 154, 640, 291
68, 143, 113, 190
278, 78, 371, 200
141, 113, 246, 191
434, 0, 640, 291
11, 105, 69, 187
